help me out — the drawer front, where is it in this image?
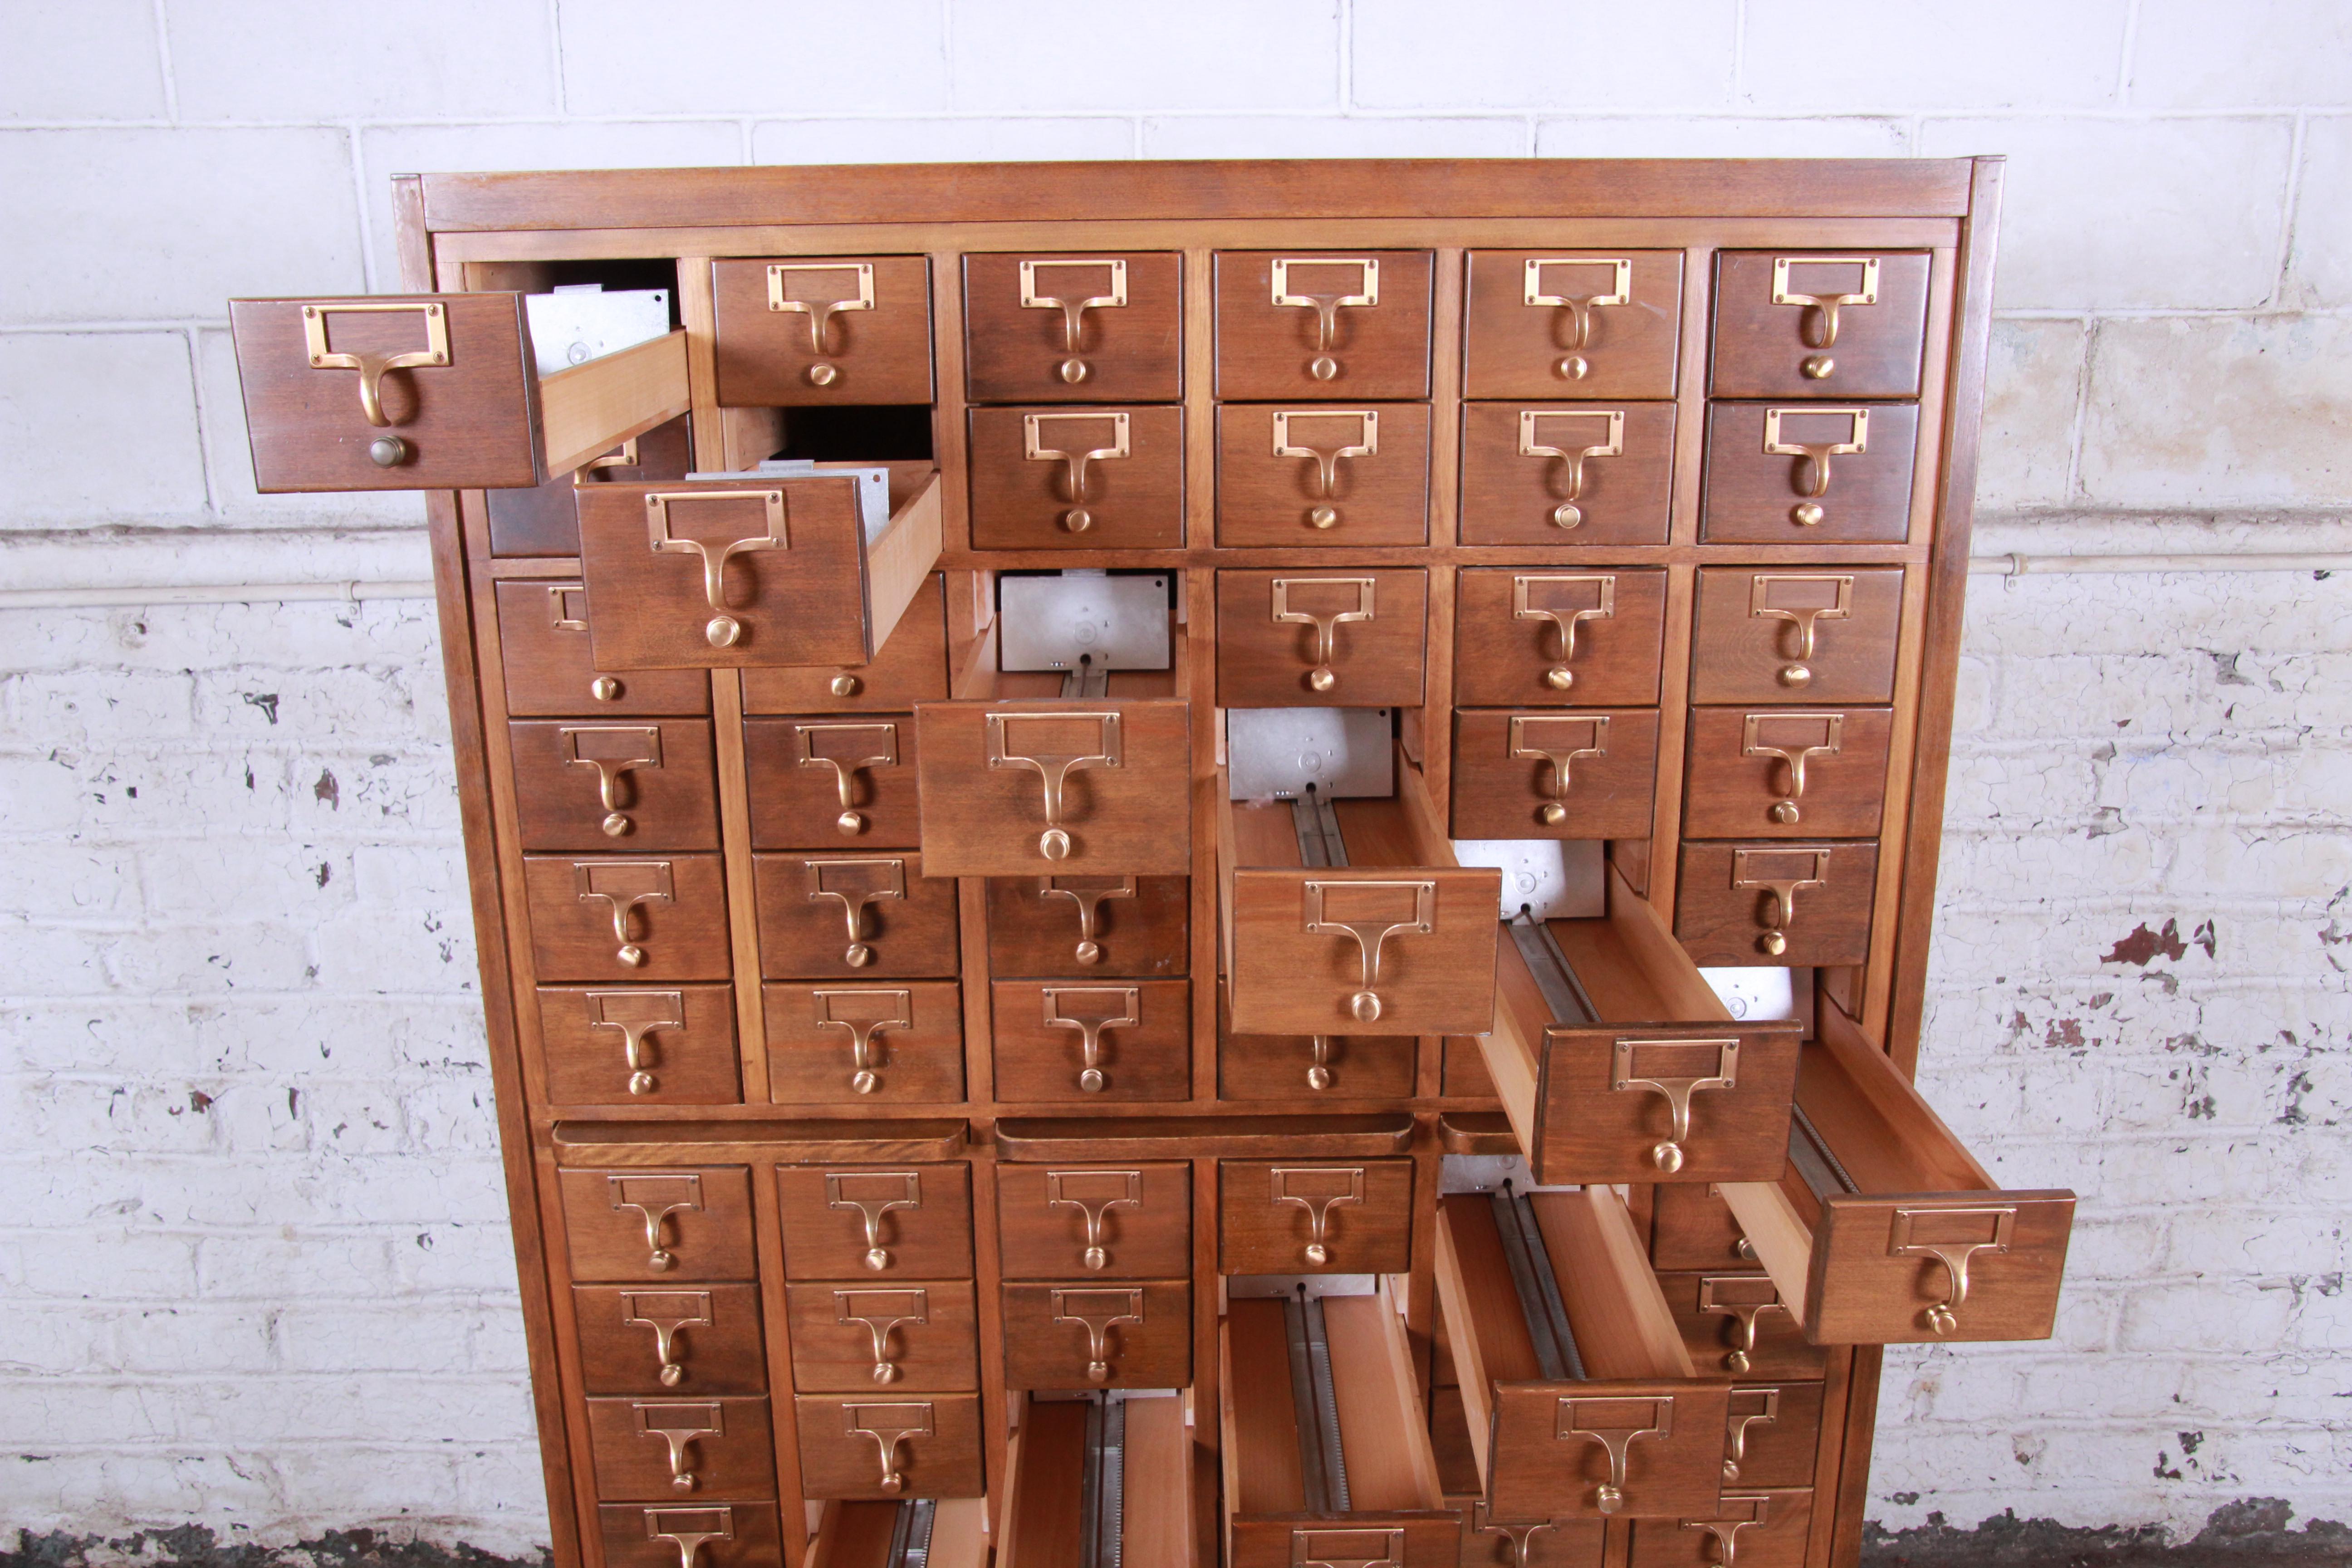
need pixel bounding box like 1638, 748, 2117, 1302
538, 983, 741, 1107
496, 580, 711, 719
754, 852, 960, 980
598, 1502, 782, 1568
1449, 709, 1659, 841
1673, 841, 1878, 968
1719, 1384, 1824, 1490
1631, 1490, 1813, 1568
574, 1282, 768, 1396
743, 575, 950, 715
1533, 1024, 1801, 1186
561, 1166, 757, 1282
1219, 1157, 1413, 1274
1219, 1027, 1413, 1102
1458, 402, 1676, 546
489, 414, 694, 558
1464, 250, 1686, 401
991, 978, 1192, 1103
763, 980, 965, 1105
230, 294, 539, 493
1455, 568, 1667, 709
1711, 250, 1931, 399
1701, 402, 1918, 544
1690, 567, 1903, 706
713, 256, 934, 407
524, 854, 732, 983
985, 874, 1189, 978
745, 715, 922, 850
1682, 707, 1892, 840
1657, 1270, 1827, 1382
1000, 1279, 1193, 1389
785, 1279, 979, 1393
1216, 403, 1431, 547
795, 1393, 984, 1499
1231, 1520, 1461, 1568
777, 1163, 973, 1280
1215, 250, 1433, 400
1490, 1380, 1730, 1522
1216, 568, 1428, 708
1650, 1184, 1757, 1272
1444, 1036, 1499, 1100
1812, 1191, 2075, 1344
963, 252, 1183, 404
510, 718, 721, 853
914, 699, 1192, 876
969, 405, 1184, 549
587, 1394, 776, 1499
996, 1161, 1192, 1280
1227, 866, 1499, 1036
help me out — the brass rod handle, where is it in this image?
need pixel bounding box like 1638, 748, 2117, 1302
804, 859, 907, 968
795, 722, 900, 836
1513, 572, 1617, 691
608, 1174, 703, 1272
1556, 1394, 1674, 1514
839, 1402, 932, 1493
826, 1171, 923, 1272
1021, 258, 1129, 383
1041, 986, 1141, 1093
621, 1291, 713, 1388
812, 989, 912, 1095
1518, 409, 1624, 529
1302, 879, 1435, 1023
985, 711, 1123, 861
1024, 412, 1131, 532
643, 490, 789, 650
1271, 577, 1376, 694
1742, 712, 1845, 825
1612, 1037, 1740, 1175
1270, 1166, 1365, 1266
1523, 257, 1632, 379
1889, 1205, 2018, 1335
300, 300, 449, 429
1047, 1169, 1144, 1270
1049, 1287, 1143, 1383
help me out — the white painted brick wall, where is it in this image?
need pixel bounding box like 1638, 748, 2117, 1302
3, 0, 2347, 1556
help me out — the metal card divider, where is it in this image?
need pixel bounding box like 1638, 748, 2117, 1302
1489, 1187, 1587, 1383
886, 1498, 936, 1568
1291, 791, 1350, 868
1082, 1394, 1126, 1568
1788, 1104, 1861, 1201
1283, 1289, 1354, 1513
1505, 911, 1598, 1029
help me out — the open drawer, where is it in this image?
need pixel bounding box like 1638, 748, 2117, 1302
1478, 862, 1801, 1186
1435, 1187, 1727, 1524
1718, 1002, 2075, 1345
1222, 1277, 1460, 1568
1000, 1392, 1195, 1568
804, 1499, 988, 1568
230, 294, 689, 492
575, 463, 943, 670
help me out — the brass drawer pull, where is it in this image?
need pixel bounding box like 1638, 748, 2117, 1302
606, 1172, 703, 1272
1743, 712, 1845, 825
1731, 847, 1832, 957
300, 299, 450, 466
1290, 1527, 1405, 1568
1271, 577, 1376, 693
642, 1506, 735, 1568
1041, 985, 1142, 1093
1468, 1508, 1563, 1568
1555, 1392, 1674, 1514
768, 262, 875, 385
1047, 1168, 1144, 1269
1302, 878, 1435, 1023
1890, 1204, 2018, 1335
1273, 409, 1378, 529
560, 725, 662, 837
1514, 573, 1617, 691
985, 710, 1124, 862
1721, 1387, 1781, 1481
1748, 573, 1853, 688
1271, 257, 1379, 381
1509, 714, 1610, 828
1038, 874, 1137, 965
1518, 408, 1624, 529
1306, 1034, 1337, 1092
1523, 257, 1632, 381
804, 857, 908, 967
1023, 411, 1131, 533
574, 859, 676, 967
811, 988, 914, 1096
833, 1287, 929, 1385
644, 489, 788, 650
1763, 407, 1870, 527
544, 583, 629, 703
632, 1400, 721, 1493
839, 1400, 933, 1493
1050, 1285, 1145, 1382
825, 1170, 924, 1272
1698, 1275, 1791, 1377
1270, 1166, 1365, 1266
794, 721, 902, 836
1773, 255, 1881, 379
1021, 258, 1128, 384
1682, 1493, 1774, 1566
585, 989, 686, 1095
620, 1289, 713, 1387
1613, 1037, 1741, 1175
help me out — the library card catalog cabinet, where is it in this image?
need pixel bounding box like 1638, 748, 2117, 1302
227, 158, 2068, 1568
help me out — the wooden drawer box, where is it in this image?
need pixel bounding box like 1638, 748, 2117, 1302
712, 256, 933, 406
764, 980, 965, 1105
996, 1161, 1192, 1280
524, 854, 731, 983
1219, 1018, 1413, 1102
229, 294, 687, 492
1455, 568, 1667, 709
1673, 841, 1877, 968
489, 414, 695, 558
1690, 568, 1902, 706
1656, 1272, 1827, 1382
1711, 251, 1930, 400
1216, 403, 1430, 547
1465, 250, 1684, 401
1682, 708, 1892, 840
1220, 1157, 1412, 1274
599, 1503, 782, 1568
1002, 1395, 1193, 1568
743, 575, 950, 715
991, 979, 1191, 1103
777, 1163, 972, 1280
1449, 709, 1658, 841
560, 1166, 757, 1283
969, 406, 1184, 549
1702, 402, 1919, 544
587, 1394, 776, 1499
985, 874, 1188, 978
963, 251, 1183, 403
1459, 403, 1676, 546
754, 852, 960, 980
796, 1393, 984, 1499
574, 1282, 767, 1397
1216, 568, 1428, 708
1001, 1280, 1192, 1389
1215, 251, 1433, 400
785, 1279, 979, 1393
510, 718, 720, 853
537, 983, 740, 1107
576, 466, 943, 671
914, 699, 1191, 875
1632, 1490, 1813, 1568
498, 580, 711, 719
745, 715, 921, 850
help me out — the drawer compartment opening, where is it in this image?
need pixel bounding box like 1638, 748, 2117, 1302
806, 1498, 988, 1568
1001, 1391, 1196, 1568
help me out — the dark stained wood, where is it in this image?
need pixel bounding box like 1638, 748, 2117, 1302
1219, 1156, 1413, 1274
996, 1161, 1192, 1280
559, 1165, 757, 1282
995, 1114, 1415, 1161
762, 979, 965, 1105
794, 1392, 984, 1498
574, 1281, 769, 1397
990, 978, 1192, 1103
969, 405, 1185, 549
490, 414, 694, 557
1651, 1184, 1758, 1272
586, 1394, 777, 1499
496, 578, 712, 719
1215, 402, 1430, 547
1215, 568, 1427, 708
712, 255, 934, 406
742, 574, 951, 715
1458, 402, 1676, 546
1453, 566, 1667, 708
509, 717, 721, 853
1464, 249, 1685, 401
1711, 250, 1931, 399
784, 1278, 980, 1392
524, 853, 732, 983
1449, 708, 1659, 840
598, 1501, 782, 1568
914, 698, 1192, 876
1000, 1279, 1192, 1388
1681, 707, 1894, 840
985, 874, 1189, 979
1689, 567, 1904, 706
963, 251, 1183, 404
744, 715, 923, 850
1700, 402, 1919, 544
1630, 1488, 1814, 1568
536, 982, 741, 1108
1215, 250, 1433, 400
1657, 1271, 1828, 1383
775, 1162, 973, 1281
752, 852, 961, 980
1674, 841, 1879, 969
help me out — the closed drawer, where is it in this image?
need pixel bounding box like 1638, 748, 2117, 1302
991, 978, 1191, 1103
497, 580, 710, 719
764, 980, 965, 1105
1651, 1185, 1758, 1273
743, 575, 950, 715
1001, 1279, 1192, 1388
489, 414, 694, 558
1216, 568, 1428, 708
1718, 1384, 1823, 1490
1458, 403, 1676, 546
1465, 250, 1685, 401
537, 983, 740, 1107
1449, 709, 1659, 841
1701, 402, 1919, 544
1216, 403, 1430, 547
574, 1281, 768, 1396
798, 1394, 983, 1499
745, 715, 921, 850
587, 1394, 775, 1499
996, 1161, 1192, 1280
599, 1502, 781, 1568
713, 256, 933, 406
1690, 567, 1902, 706
510, 718, 720, 853
1220, 1157, 1412, 1274
1215, 250, 1433, 400
1219, 1022, 1412, 1102
913, 699, 1192, 876
969, 406, 1184, 549
1656, 1272, 1827, 1382
986, 875, 1189, 978
561, 1166, 757, 1282
524, 854, 731, 983
754, 852, 960, 980
786, 1279, 979, 1393
778, 1162, 973, 1280
1674, 841, 1877, 968
963, 252, 1183, 404
1682, 707, 1892, 840
1711, 250, 1931, 399
1455, 568, 1666, 709
1632, 1490, 1812, 1568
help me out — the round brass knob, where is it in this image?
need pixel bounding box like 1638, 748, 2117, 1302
1305, 1243, 1330, 1266
1308, 505, 1340, 530
1309, 354, 1340, 381
1350, 990, 1382, 1023
1060, 357, 1091, 384
368, 435, 409, 468
1558, 354, 1589, 380
879, 1472, 903, 1494
1759, 930, 1788, 957
706, 614, 744, 649
1539, 803, 1568, 827
846, 943, 875, 968
660, 1362, 684, 1387
872, 1361, 898, 1384
1597, 1485, 1623, 1516
591, 676, 622, 701
1308, 667, 1338, 693
852, 1069, 879, 1095
1075, 940, 1102, 965
1062, 507, 1093, 533
619, 943, 647, 967
1079, 1067, 1107, 1093
1040, 828, 1072, 861
830, 674, 861, 698
672, 1473, 697, 1494
603, 812, 632, 838
1544, 666, 1574, 691
1087, 1360, 1110, 1383
629, 1071, 656, 1095
807, 363, 839, 386
1792, 501, 1825, 527
1307, 1064, 1333, 1091
649, 1248, 674, 1271
1771, 801, 1801, 825
838, 810, 866, 836
1724, 1457, 1742, 1482
1083, 1246, 1107, 1270
1652, 1141, 1685, 1174
1553, 501, 1583, 529
1801, 354, 1834, 380
865, 1247, 890, 1271
1726, 1349, 1751, 1375
1778, 663, 1812, 688
1927, 1304, 1958, 1336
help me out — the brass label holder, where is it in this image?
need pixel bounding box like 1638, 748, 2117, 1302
839, 1400, 934, 1494
833, 1287, 930, 1385
1271, 576, 1377, 693
560, 725, 663, 837
1046, 1169, 1145, 1269
1049, 1285, 1146, 1382
1682, 1493, 1774, 1565
1522, 257, 1633, 380
1302, 878, 1436, 1023
804, 857, 909, 967
1468, 1507, 1562, 1568
795, 720, 902, 837
1889, 1204, 2018, 1335
1732, 847, 1833, 958
1513, 572, 1617, 691
1272, 409, 1379, 529
825, 1170, 924, 1272
1040, 985, 1142, 1094
1556, 1393, 1674, 1514
574, 859, 676, 968
632, 1399, 722, 1493
1763, 406, 1870, 526
1020, 257, 1129, 383
1518, 408, 1624, 529
768, 262, 875, 383
585, 989, 686, 1096
1697, 1274, 1789, 1377
300, 299, 449, 466
1038, 874, 1137, 965
1742, 711, 1845, 825
1721, 1386, 1782, 1482
1290, 1528, 1406, 1568
642, 1505, 735, 1568
1772, 255, 1881, 378
1509, 713, 1611, 828
1748, 573, 1853, 689
1270, 256, 1380, 381
985, 710, 1124, 862
1022, 411, 1131, 532
1270, 1166, 1366, 1266
1612, 1037, 1741, 1175
810, 988, 914, 1096
608, 1172, 703, 1272
643, 488, 788, 650
620, 1289, 714, 1388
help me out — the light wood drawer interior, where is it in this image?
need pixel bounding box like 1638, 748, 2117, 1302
1000, 1393, 1193, 1568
